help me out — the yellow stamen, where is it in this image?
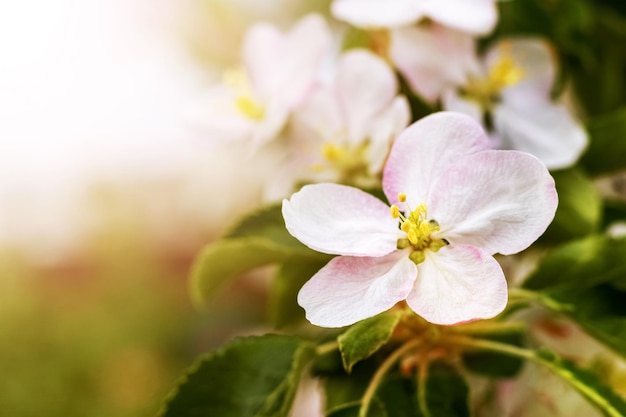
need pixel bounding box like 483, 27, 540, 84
488, 55, 525, 90
322, 143, 342, 161
223, 67, 266, 121
235, 96, 265, 121
390, 194, 449, 264
390, 205, 400, 219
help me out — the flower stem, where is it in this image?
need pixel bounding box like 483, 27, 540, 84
315, 340, 339, 356
417, 353, 431, 417
359, 339, 422, 417
443, 335, 624, 417
507, 287, 573, 312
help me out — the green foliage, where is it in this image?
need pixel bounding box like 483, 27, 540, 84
540, 168, 602, 243
158, 335, 315, 417
418, 361, 470, 417
522, 234, 626, 358
190, 204, 328, 306
524, 234, 626, 291
545, 285, 626, 359
461, 332, 525, 378
269, 259, 330, 328
535, 349, 626, 417
582, 106, 626, 176
338, 311, 403, 373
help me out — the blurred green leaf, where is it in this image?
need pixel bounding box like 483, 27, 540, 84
338, 311, 403, 373
535, 348, 626, 417
158, 335, 315, 417
269, 258, 330, 328
582, 107, 626, 176
543, 285, 626, 360
418, 361, 470, 417
524, 235, 626, 291
462, 332, 524, 378
540, 168, 602, 243
190, 204, 326, 306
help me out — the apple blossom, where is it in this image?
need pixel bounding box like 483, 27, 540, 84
331, 0, 497, 35
395, 35, 588, 169
282, 112, 557, 327
442, 38, 589, 170
283, 49, 410, 189
185, 14, 332, 150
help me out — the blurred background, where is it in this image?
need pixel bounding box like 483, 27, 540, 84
0, 0, 327, 415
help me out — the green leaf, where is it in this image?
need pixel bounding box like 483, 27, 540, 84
543, 285, 626, 360
582, 106, 626, 176
462, 332, 524, 378
269, 259, 330, 328
535, 349, 626, 417
190, 204, 326, 306
338, 311, 403, 373
540, 168, 602, 243
523, 234, 626, 291
158, 335, 315, 417
418, 361, 470, 417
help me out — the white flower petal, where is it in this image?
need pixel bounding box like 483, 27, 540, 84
331, 0, 424, 29
383, 112, 491, 209
367, 95, 411, 174
243, 14, 331, 107
183, 85, 256, 143
486, 38, 557, 108
298, 252, 417, 327
430, 150, 558, 255
494, 101, 588, 170
282, 183, 403, 256
441, 88, 484, 123
422, 0, 497, 35
335, 50, 399, 144
390, 25, 478, 102
406, 245, 507, 325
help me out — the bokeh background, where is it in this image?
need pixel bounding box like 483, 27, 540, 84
0, 1, 329, 415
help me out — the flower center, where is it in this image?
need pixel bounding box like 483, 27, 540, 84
313, 140, 371, 183
223, 68, 266, 121
459, 45, 525, 112
390, 193, 449, 265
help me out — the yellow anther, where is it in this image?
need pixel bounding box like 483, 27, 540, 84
390, 205, 400, 219
407, 229, 418, 245
419, 221, 430, 237
322, 143, 342, 161
398, 193, 407, 203
489, 55, 525, 90
235, 96, 265, 121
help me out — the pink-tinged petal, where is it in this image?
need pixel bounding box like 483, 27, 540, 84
331, 0, 424, 29
441, 88, 484, 123
183, 85, 255, 143
485, 38, 557, 108
243, 14, 331, 107
406, 245, 507, 325
367, 96, 411, 174
390, 25, 478, 103
298, 252, 417, 327
422, 0, 497, 35
282, 183, 403, 256
335, 50, 399, 144
430, 150, 558, 255
292, 87, 344, 144
383, 112, 491, 208
494, 102, 588, 170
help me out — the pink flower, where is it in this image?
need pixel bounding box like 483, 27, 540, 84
282, 112, 558, 327
282, 49, 410, 189
186, 14, 331, 150
331, 0, 497, 34
393, 34, 588, 169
